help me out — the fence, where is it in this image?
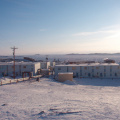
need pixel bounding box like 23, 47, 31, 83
0, 75, 42, 86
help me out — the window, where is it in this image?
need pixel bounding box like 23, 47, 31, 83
96, 67, 99, 69
23, 66, 26, 68
72, 67, 76, 70
88, 73, 91, 77
100, 73, 102, 77
104, 73, 106, 77
84, 67, 87, 70
115, 73, 117, 76
58, 67, 61, 70
76, 73, 79, 77
80, 71, 82, 76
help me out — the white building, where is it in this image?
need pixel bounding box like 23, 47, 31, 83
40, 61, 55, 69
0, 62, 40, 77
55, 63, 120, 79
50, 62, 56, 67
40, 62, 50, 69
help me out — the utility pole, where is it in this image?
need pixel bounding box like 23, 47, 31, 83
11, 46, 18, 79
46, 55, 48, 69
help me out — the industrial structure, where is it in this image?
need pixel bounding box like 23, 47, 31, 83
11, 46, 18, 79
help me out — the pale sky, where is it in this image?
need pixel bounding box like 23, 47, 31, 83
0, 0, 120, 55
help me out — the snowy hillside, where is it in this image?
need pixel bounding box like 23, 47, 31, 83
0, 78, 120, 120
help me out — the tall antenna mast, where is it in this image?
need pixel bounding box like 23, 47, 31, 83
46, 55, 48, 62
11, 46, 18, 79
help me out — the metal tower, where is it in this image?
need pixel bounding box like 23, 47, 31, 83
11, 46, 18, 79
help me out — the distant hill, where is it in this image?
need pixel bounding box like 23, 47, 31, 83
66, 53, 120, 55
35, 54, 40, 55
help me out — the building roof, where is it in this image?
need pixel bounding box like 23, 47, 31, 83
55, 63, 119, 67
0, 62, 40, 66
58, 72, 73, 74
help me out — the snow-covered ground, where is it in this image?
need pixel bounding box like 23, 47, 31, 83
1, 77, 120, 120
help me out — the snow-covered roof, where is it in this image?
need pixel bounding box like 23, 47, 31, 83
0, 62, 40, 65
58, 72, 73, 75
40, 61, 50, 63
55, 63, 119, 67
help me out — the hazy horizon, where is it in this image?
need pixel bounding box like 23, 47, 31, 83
2, 52, 120, 57
2, 52, 120, 56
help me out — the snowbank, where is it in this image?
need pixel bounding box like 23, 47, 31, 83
63, 80, 77, 85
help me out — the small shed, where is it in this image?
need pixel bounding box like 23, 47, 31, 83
40, 69, 50, 76
58, 72, 73, 82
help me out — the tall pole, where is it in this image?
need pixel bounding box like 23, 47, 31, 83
11, 46, 18, 79
46, 55, 48, 69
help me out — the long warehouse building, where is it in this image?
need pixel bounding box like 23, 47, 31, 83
55, 63, 120, 79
